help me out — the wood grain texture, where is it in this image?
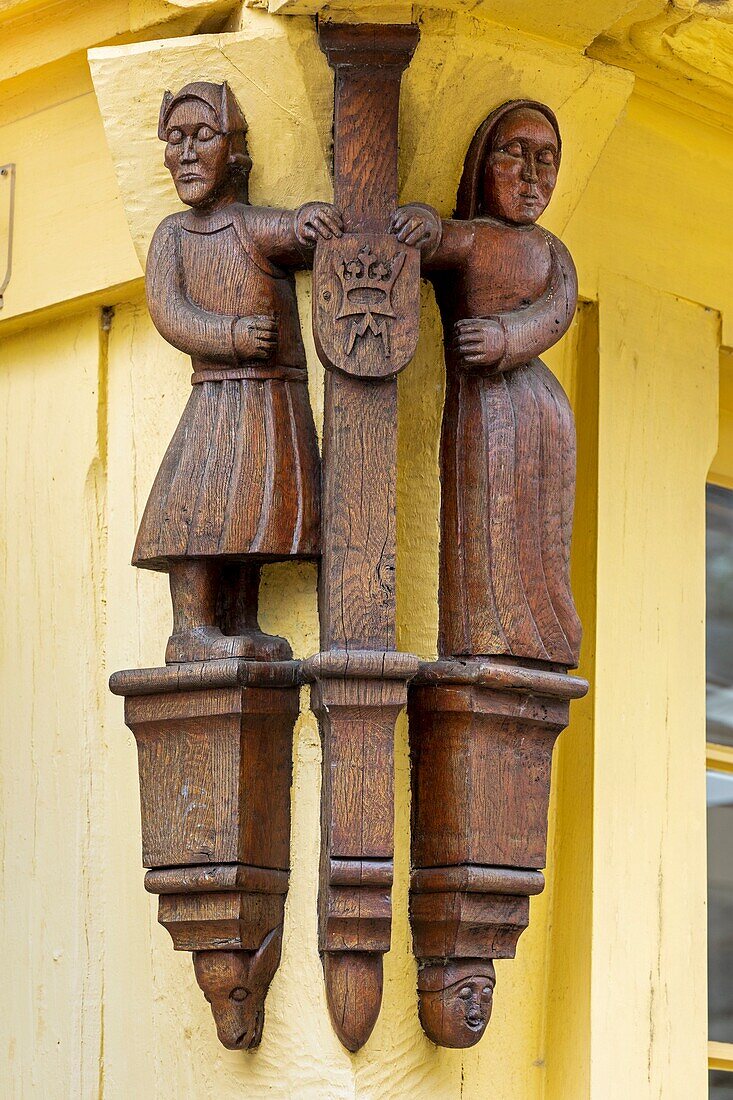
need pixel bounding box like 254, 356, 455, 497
306, 657, 417, 1052
407, 101, 586, 1049
319, 374, 397, 651
309, 24, 420, 1053
431, 226, 580, 666
130, 80, 339, 665
118, 667, 299, 1049
110, 81, 337, 1051
126, 682, 297, 870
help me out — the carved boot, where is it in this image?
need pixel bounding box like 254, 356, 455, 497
165, 625, 291, 664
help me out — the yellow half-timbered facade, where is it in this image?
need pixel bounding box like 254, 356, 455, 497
2, 1, 733, 1096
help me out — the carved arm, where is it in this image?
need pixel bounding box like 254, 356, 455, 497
449, 233, 577, 371
146, 218, 249, 363
244, 203, 343, 268
492, 234, 577, 371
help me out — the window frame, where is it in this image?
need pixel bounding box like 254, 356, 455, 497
705, 739, 733, 1073
707, 374, 733, 1078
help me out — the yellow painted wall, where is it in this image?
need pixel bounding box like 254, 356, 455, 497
0, 2, 727, 1097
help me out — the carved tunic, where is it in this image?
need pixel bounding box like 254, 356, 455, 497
431, 217, 581, 666
133, 205, 320, 570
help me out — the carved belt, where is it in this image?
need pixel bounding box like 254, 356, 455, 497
190, 363, 308, 385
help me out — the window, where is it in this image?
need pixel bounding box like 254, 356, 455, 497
707, 483, 733, 1094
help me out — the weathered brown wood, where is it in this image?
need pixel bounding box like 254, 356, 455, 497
397, 101, 588, 1048
123, 682, 295, 869
110, 70, 592, 1058
134, 79, 341, 663
309, 24, 421, 1052
193, 928, 283, 1050
112, 660, 298, 1048
110, 82, 342, 1051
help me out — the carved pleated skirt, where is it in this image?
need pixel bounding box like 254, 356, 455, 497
133, 375, 320, 570
439, 357, 581, 667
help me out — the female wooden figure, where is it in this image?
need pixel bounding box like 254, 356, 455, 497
395, 99, 581, 666
394, 101, 585, 1048
134, 81, 341, 662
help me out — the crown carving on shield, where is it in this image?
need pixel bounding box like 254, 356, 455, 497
336, 246, 405, 319
334, 245, 406, 357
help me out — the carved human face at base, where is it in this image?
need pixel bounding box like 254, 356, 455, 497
419, 968, 496, 1048
193, 950, 264, 1050
482, 107, 559, 226
164, 100, 231, 209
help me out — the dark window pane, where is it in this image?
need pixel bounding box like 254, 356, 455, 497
711, 1069, 733, 1098
707, 484, 733, 747
709, 769, 733, 1044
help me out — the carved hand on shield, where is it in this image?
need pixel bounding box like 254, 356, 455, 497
295, 201, 344, 244
389, 203, 442, 256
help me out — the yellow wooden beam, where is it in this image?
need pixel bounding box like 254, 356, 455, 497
707, 743, 733, 775
0, 0, 236, 84
0, 60, 142, 325
542, 302, 599, 1100
588, 1, 733, 132
709, 1041, 733, 1071
709, 350, 733, 489
588, 274, 719, 1097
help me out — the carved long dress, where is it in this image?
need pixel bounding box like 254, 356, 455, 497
133, 204, 319, 570
431, 217, 581, 667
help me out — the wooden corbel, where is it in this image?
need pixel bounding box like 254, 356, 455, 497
398, 99, 589, 1047
110, 79, 342, 1050
302, 22, 422, 1052
110, 47, 588, 1059
110, 660, 299, 1049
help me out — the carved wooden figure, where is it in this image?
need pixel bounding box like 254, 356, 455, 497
135, 80, 343, 663
111, 81, 341, 1050
302, 23, 426, 1052
396, 101, 588, 1047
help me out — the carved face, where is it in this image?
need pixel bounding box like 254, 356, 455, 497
419, 971, 496, 1048
164, 99, 231, 209
482, 107, 559, 226
193, 951, 264, 1050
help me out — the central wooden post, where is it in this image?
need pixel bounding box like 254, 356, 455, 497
303, 22, 420, 1052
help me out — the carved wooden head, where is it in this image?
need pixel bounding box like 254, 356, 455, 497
192, 930, 282, 1050
418, 960, 496, 1048
158, 81, 252, 208
456, 100, 561, 226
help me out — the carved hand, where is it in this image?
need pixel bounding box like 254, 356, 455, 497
234, 315, 278, 360
295, 202, 344, 244
389, 204, 442, 256
453, 318, 507, 369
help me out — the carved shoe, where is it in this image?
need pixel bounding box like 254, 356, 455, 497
165, 626, 292, 664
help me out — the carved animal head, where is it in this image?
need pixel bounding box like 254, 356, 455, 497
193, 928, 282, 1050
456, 100, 561, 227
158, 81, 252, 209
418, 960, 496, 1048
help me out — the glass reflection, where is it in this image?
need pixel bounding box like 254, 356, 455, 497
711, 1068, 733, 1098
707, 484, 733, 747
708, 769, 733, 1046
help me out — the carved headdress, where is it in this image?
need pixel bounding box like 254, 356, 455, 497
455, 99, 561, 219
158, 80, 252, 200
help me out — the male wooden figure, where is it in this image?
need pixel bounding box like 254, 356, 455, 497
135, 80, 341, 663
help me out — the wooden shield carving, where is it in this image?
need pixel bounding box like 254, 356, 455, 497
313, 232, 420, 379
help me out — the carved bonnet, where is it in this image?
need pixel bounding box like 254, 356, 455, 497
455, 99, 562, 219
158, 80, 252, 199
